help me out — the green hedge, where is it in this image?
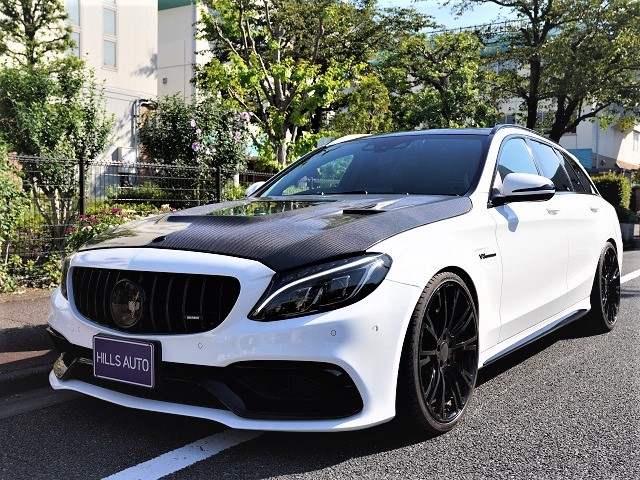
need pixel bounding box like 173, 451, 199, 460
591, 173, 631, 209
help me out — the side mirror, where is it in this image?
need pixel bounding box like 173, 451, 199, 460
245, 181, 265, 197
492, 173, 555, 206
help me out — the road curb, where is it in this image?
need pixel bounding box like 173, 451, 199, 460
0, 364, 52, 398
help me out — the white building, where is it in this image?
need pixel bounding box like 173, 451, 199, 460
157, 0, 212, 99
66, 0, 158, 164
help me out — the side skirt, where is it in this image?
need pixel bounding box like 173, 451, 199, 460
481, 308, 588, 367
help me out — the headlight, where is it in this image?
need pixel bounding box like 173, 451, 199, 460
249, 254, 392, 321
60, 255, 72, 299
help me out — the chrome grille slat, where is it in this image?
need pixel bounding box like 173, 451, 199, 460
71, 267, 240, 335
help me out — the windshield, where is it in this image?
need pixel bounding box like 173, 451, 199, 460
261, 134, 486, 197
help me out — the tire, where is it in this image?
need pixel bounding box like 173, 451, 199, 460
587, 242, 620, 333
396, 272, 479, 434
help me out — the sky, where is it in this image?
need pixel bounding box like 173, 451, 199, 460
378, 1, 515, 30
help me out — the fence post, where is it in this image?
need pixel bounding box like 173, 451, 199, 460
79, 157, 86, 215
216, 167, 222, 203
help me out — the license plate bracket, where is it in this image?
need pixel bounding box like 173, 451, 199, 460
93, 335, 157, 388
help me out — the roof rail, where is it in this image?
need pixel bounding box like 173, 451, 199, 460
490, 124, 544, 136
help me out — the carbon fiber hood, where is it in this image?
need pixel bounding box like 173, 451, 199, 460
80, 195, 472, 271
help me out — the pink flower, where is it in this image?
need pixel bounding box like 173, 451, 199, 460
100, 209, 107, 215
190, 119, 197, 127
196, 128, 202, 135
233, 131, 241, 142
66, 227, 75, 233
239, 111, 250, 121
78, 214, 87, 220
205, 148, 211, 155
192, 141, 201, 152
110, 207, 122, 214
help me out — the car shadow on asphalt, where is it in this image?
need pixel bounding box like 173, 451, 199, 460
0, 324, 52, 354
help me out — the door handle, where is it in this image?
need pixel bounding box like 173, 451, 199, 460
590, 206, 600, 213
546, 208, 561, 215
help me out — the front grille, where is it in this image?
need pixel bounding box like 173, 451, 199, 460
71, 267, 241, 334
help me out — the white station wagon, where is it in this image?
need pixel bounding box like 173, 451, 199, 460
48, 125, 621, 434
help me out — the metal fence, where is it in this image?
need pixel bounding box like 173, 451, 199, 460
4, 155, 274, 285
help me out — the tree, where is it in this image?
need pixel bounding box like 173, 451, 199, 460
197, 0, 374, 166
332, 74, 393, 135
453, 0, 640, 141
381, 23, 498, 130
0, 58, 113, 246
0, 0, 72, 67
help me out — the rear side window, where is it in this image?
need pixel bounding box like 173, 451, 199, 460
555, 150, 594, 194
496, 138, 538, 180
528, 140, 572, 191
560, 152, 596, 194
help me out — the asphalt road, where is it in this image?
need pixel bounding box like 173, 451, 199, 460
1, 251, 639, 480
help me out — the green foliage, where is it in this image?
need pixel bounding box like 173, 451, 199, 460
454, 0, 640, 140
614, 205, 639, 224
0, 0, 73, 67
0, 146, 28, 264
197, 0, 377, 166
139, 94, 250, 170
0, 59, 114, 250
108, 182, 170, 206
66, 204, 174, 252
221, 181, 247, 202
591, 173, 632, 209
332, 75, 393, 135
3, 253, 61, 291
381, 29, 498, 130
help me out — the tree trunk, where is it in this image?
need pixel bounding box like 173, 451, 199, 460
276, 143, 287, 166
526, 58, 541, 129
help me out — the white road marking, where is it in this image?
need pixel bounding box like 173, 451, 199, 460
621, 268, 640, 285
102, 429, 262, 480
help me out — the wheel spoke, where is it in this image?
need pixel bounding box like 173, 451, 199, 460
423, 313, 438, 341
439, 371, 447, 419
419, 347, 437, 368
450, 306, 472, 337
452, 362, 475, 389
447, 369, 463, 412
426, 367, 442, 402
452, 334, 478, 351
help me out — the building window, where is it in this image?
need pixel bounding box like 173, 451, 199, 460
66, 0, 80, 57
103, 1, 117, 68
634, 131, 640, 152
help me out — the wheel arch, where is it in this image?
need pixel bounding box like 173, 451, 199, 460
435, 266, 479, 318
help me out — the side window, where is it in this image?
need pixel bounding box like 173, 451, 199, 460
559, 151, 596, 194
528, 140, 572, 191
496, 138, 538, 181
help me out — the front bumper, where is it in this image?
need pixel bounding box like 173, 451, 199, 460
48, 248, 420, 431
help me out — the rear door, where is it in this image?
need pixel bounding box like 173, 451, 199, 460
488, 137, 569, 341
554, 150, 610, 306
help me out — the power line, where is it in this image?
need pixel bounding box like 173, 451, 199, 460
424, 19, 524, 35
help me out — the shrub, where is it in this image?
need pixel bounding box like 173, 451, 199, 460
591, 173, 632, 209
66, 204, 174, 252
222, 181, 247, 201
615, 205, 639, 224
0, 146, 28, 291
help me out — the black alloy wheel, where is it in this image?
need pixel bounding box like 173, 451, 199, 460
397, 272, 479, 434
588, 242, 620, 333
